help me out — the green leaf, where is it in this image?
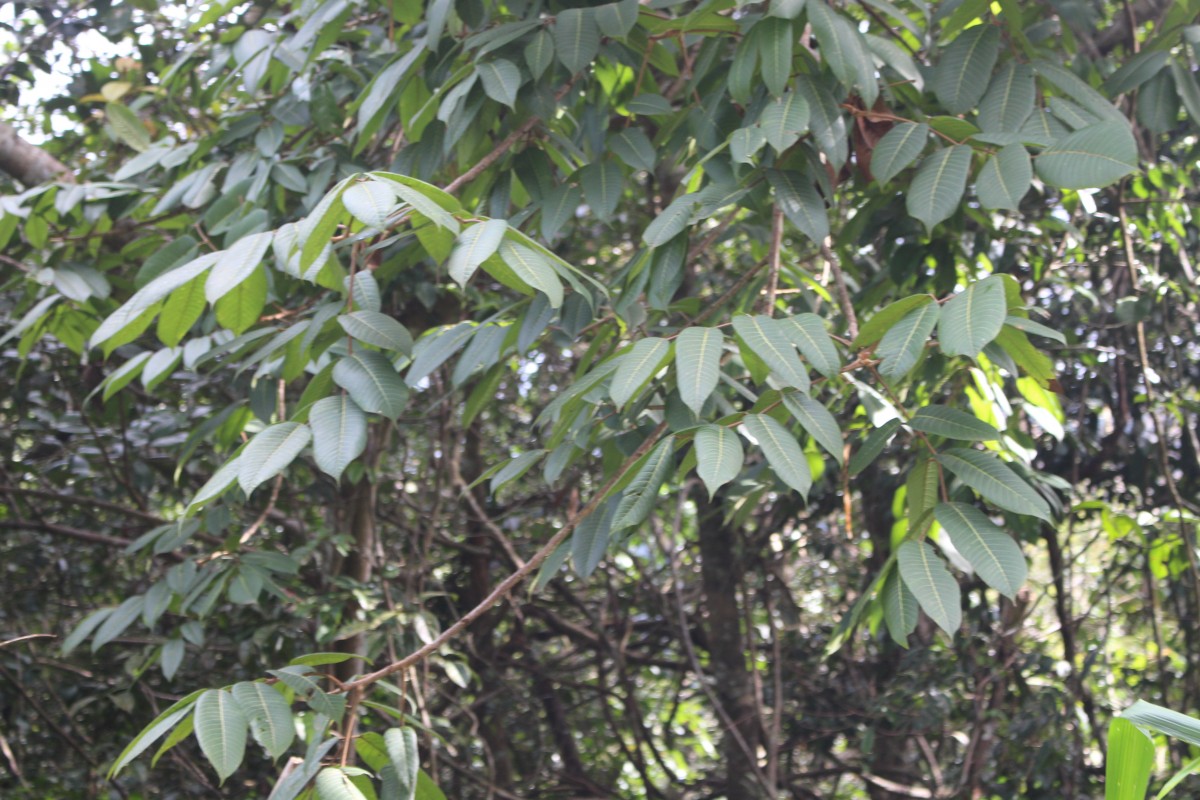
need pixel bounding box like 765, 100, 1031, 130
554, 8, 600, 74
1105, 718, 1155, 800
92, 595, 144, 651
768, 169, 828, 244
979, 62, 1035, 132
338, 311, 413, 354
106, 102, 151, 151
760, 90, 810, 153
194, 689, 248, 784
596, 0, 639, 37
239, 422, 312, 495
478, 58, 521, 107
91, 253, 218, 348
643, 194, 696, 246
910, 406, 1000, 441
343, 180, 399, 229
1170, 58, 1200, 126
907, 145, 972, 230
1155, 756, 1200, 800
933, 24, 999, 114
498, 239, 564, 308
730, 126, 768, 164
742, 413, 811, 499
976, 144, 1031, 211
581, 160, 624, 220
384, 727, 420, 800
108, 689, 205, 777
572, 497, 618, 577
898, 540, 961, 635
882, 568, 919, 647
1121, 701, 1200, 748
939, 276, 1006, 358
732, 315, 810, 391
1035, 121, 1138, 190
937, 448, 1052, 521
610, 128, 657, 172
525, 29, 555, 78
807, 0, 877, 106
907, 456, 940, 537
778, 313, 840, 378
877, 301, 940, 380
334, 352, 408, 420
406, 323, 474, 387
613, 436, 675, 529
158, 274, 208, 347
871, 122, 928, 185
610, 338, 671, 409
675, 326, 723, 416
309, 396, 367, 482
695, 424, 744, 498
1136, 69, 1179, 133
206, 231, 273, 304
1105, 50, 1169, 95
757, 17, 793, 97
848, 418, 901, 476
782, 390, 843, 464
1034, 59, 1127, 123
231, 682, 295, 761
1004, 315, 1065, 344
854, 294, 934, 348
935, 502, 1026, 597
316, 767, 370, 800
490, 450, 546, 495
214, 267, 267, 335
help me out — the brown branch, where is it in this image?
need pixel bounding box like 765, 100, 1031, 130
0, 121, 73, 186
762, 207, 784, 316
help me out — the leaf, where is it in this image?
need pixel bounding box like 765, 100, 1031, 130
807, 0, 877, 106
580, 160, 624, 220
92, 595, 144, 651
757, 17, 793, 97
338, 311, 413, 354
897, 540, 962, 635
1105, 718, 1154, 800
854, 295, 934, 348
188, 454, 243, 512
478, 59, 521, 107
767, 169, 828, 244
316, 767, 370, 800
906, 145, 972, 230
731, 126, 768, 164
910, 406, 999, 441
609, 128, 657, 172
333, 352, 408, 420
109, 690, 206, 777
675, 327, 723, 415
406, 323, 474, 387
871, 122, 929, 185
1120, 701, 1200, 748
231, 682, 295, 761
1034, 59, 1127, 123
554, 8, 600, 74
732, 315, 810, 391
760, 90, 810, 153
214, 267, 267, 335
91, 253, 219, 348
596, 0, 638, 37
1034, 121, 1138, 190
642, 194, 696, 246
194, 689, 248, 784
882, 569, 919, 647
782, 391, 843, 464
384, 727, 420, 800
1005, 315, 1065, 344
613, 436, 675, 530
106, 102, 150, 151
695, 424, 744, 498
937, 448, 1052, 521
206, 231, 274, 303
309, 396, 367, 482
939, 276, 1006, 358
848, 418, 902, 476
877, 302, 940, 380
525, 30, 555, 79
975, 143, 1031, 211
742, 413, 811, 499
498, 239, 564, 308
238, 422, 313, 495
779, 313, 840, 378
343, 180, 399, 229
158, 274, 208, 347
935, 502, 1026, 597
907, 456, 940, 537
490, 450, 546, 495
933, 24, 999, 114
610, 338, 671, 408
979, 62, 1035, 132
572, 497, 618, 577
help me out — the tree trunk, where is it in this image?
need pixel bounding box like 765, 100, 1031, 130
0, 122, 72, 186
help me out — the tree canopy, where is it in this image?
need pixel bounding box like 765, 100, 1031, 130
3, 0, 1200, 797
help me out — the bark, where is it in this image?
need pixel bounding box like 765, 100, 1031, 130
335, 479, 377, 684
0, 121, 72, 186
695, 491, 764, 799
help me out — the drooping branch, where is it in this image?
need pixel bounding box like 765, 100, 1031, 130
0, 121, 73, 186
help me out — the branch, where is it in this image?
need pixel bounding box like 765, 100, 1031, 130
340, 421, 670, 693
0, 121, 73, 186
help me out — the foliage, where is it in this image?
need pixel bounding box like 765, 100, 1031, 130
2, 0, 1200, 797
